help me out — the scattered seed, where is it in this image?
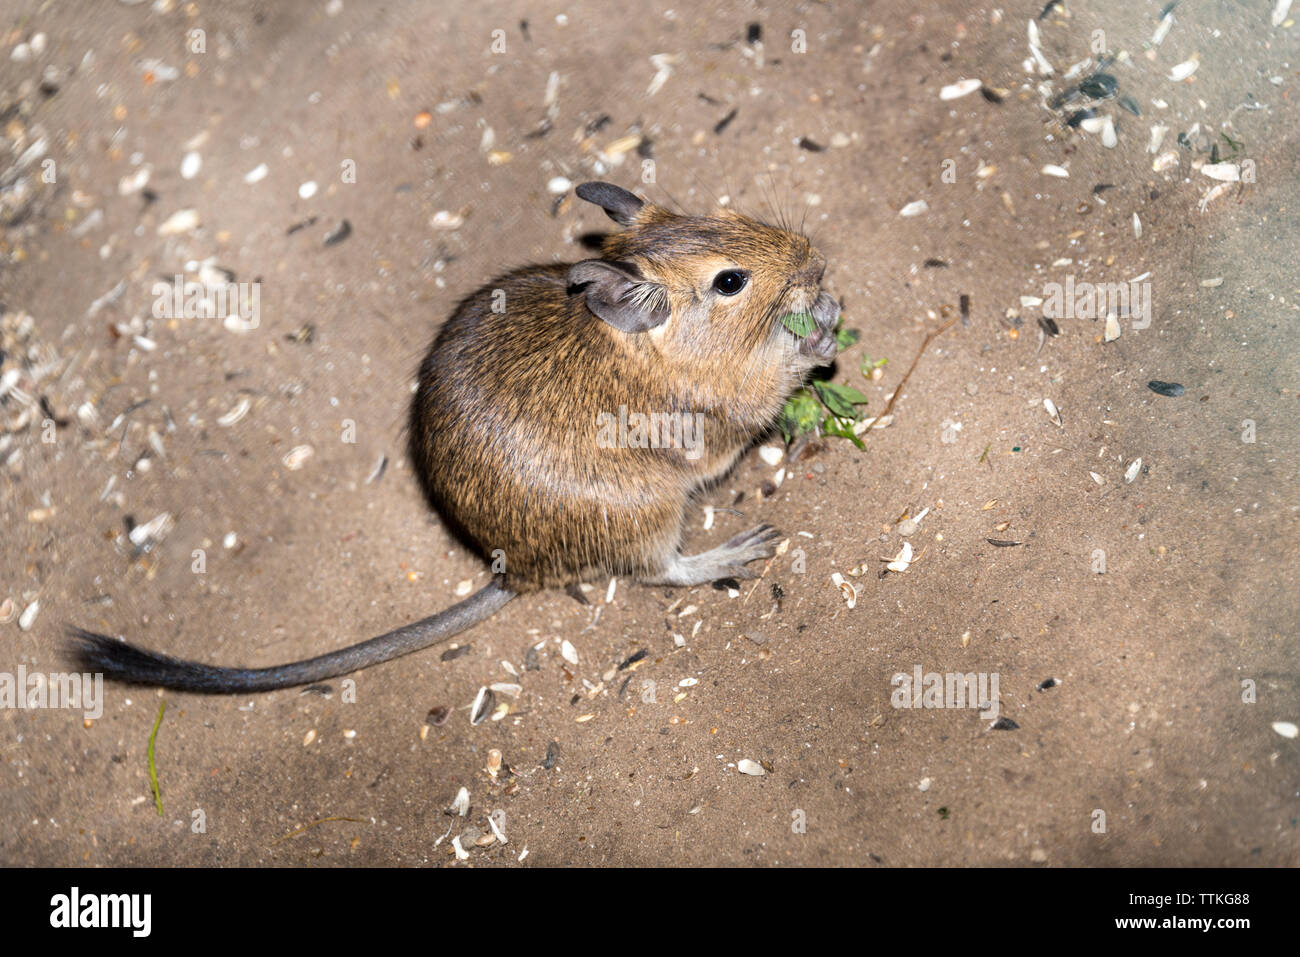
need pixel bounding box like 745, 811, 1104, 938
886, 541, 914, 573
1148, 124, 1168, 153
542, 741, 561, 769
1043, 397, 1063, 427
1080, 73, 1118, 100
1167, 57, 1199, 82
1201, 162, 1240, 182
618, 648, 648, 671
470, 687, 494, 725
1125, 458, 1143, 483
431, 209, 465, 230
282, 445, 313, 470
1152, 150, 1178, 171
1148, 380, 1184, 397
18, 600, 40, 631
157, 208, 200, 236
737, 759, 766, 776
830, 572, 858, 609
852, 413, 894, 435
897, 507, 930, 537
1198, 182, 1231, 213
365, 454, 388, 484
899, 199, 929, 217
128, 512, 174, 550
1102, 116, 1118, 148
939, 78, 982, 100
323, 219, 352, 245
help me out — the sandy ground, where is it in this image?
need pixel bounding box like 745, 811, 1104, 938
1, 0, 1297, 867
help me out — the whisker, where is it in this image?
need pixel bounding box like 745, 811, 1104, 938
681, 165, 724, 213
654, 183, 689, 216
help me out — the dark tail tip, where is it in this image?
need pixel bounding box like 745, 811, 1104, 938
66, 626, 247, 692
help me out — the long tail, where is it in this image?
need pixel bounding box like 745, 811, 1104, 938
67, 580, 515, 693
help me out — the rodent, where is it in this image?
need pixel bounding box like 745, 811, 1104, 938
71, 182, 842, 693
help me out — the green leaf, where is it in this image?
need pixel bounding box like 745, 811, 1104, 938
832, 382, 870, 404
779, 388, 822, 441
834, 323, 860, 351
813, 381, 869, 420
821, 414, 866, 449
1219, 131, 1243, 153
859, 354, 888, 377
782, 312, 815, 337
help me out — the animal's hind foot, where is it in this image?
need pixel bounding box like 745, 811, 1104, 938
640, 523, 782, 586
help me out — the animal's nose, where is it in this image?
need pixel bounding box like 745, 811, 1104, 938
799, 253, 826, 288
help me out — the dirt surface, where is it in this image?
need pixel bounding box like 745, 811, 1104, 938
2, 0, 1297, 867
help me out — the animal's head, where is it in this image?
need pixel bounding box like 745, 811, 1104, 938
568, 182, 840, 368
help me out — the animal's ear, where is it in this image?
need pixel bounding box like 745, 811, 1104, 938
568, 259, 669, 333
575, 182, 644, 226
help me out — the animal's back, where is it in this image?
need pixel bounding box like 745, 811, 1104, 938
410, 265, 686, 590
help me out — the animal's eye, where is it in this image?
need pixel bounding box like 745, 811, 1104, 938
712, 270, 748, 296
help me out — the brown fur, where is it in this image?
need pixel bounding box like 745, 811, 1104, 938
68, 184, 841, 694
411, 186, 836, 593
